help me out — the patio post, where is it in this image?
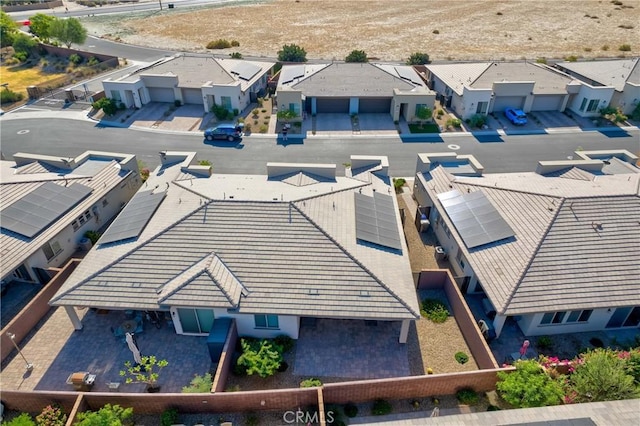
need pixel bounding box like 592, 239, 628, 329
492, 314, 507, 338
399, 319, 411, 343
65, 306, 83, 330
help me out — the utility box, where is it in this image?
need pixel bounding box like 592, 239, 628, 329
207, 318, 232, 362
67, 372, 96, 391
435, 246, 446, 261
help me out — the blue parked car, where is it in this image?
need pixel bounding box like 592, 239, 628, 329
504, 108, 527, 125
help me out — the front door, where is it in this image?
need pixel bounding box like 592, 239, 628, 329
605, 307, 640, 328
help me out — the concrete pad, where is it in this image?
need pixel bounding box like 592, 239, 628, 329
314, 113, 352, 132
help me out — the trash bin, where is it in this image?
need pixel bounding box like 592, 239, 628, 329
168, 3, 174, 8
435, 246, 446, 261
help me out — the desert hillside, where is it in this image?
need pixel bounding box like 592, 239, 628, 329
84, 0, 640, 61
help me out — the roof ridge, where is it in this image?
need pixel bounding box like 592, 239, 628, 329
469, 62, 494, 85
290, 63, 332, 87
501, 198, 566, 315
371, 63, 419, 86
206, 253, 248, 304
291, 202, 420, 318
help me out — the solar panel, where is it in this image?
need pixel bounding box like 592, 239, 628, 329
231, 62, 261, 81
99, 190, 166, 245
437, 189, 515, 249
280, 65, 305, 84
1, 182, 93, 238
395, 66, 421, 85
354, 192, 402, 250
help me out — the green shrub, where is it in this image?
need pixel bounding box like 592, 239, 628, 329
487, 404, 501, 411
92, 97, 117, 116
233, 108, 239, 116
69, 53, 83, 64
3, 413, 35, 426
343, 403, 358, 418
87, 56, 99, 66
75, 404, 133, 426
174, 99, 182, 107
13, 51, 28, 62
565, 55, 579, 62
35, 404, 67, 426
160, 408, 179, 426
536, 57, 547, 64
432, 29, 440, 34
626, 350, 640, 384
237, 338, 283, 378
1, 88, 25, 104
455, 351, 469, 364
245, 413, 259, 426
182, 372, 212, 393
211, 103, 231, 120
468, 114, 487, 128
230, 51, 243, 59
631, 102, 640, 121
536, 336, 553, 350
456, 388, 479, 405
619, 44, 632, 51
446, 118, 462, 128
259, 124, 268, 133
393, 177, 406, 194
206, 39, 232, 49
406, 52, 430, 65
231, 40, 240, 47
497, 360, 564, 408
274, 334, 294, 353
602, 44, 610, 51
371, 399, 392, 416
300, 378, 323, 388
420, 298, 449, 323
84, 230, 100, 245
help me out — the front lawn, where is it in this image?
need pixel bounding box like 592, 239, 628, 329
409, 123, 440, 133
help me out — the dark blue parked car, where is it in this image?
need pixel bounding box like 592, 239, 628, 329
204, 124, 242, 142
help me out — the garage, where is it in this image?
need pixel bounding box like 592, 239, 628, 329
316, 98, 349, 113
147, 87, 175, 103
531, 94, 565, 111
492, 96, 525, 112
182, 88, 204, 105
359, 97, 392, 114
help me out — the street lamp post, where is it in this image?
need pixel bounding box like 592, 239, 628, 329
7, 332, 34, 371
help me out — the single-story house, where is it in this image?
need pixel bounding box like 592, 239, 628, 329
1, 151, 140, 286
50, 153, 419, 343
555, 58, 640, 116
276, 63, 435, 122
424, 61, 584, 119
413, 150, 640, 338
102, 54, 274, 113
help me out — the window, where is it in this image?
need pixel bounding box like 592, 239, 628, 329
72, 220, 79, 231
540, 311, 567, 325
254, 314, 279, 329
476, 101, 488, 114
455, 250, 466, 270
110, 90, 122, 102
566, 309, 593, 323
579, 98, 587, 112
587, 99, 599, 112
42, 240, 62, 261
221, 96, 232, 110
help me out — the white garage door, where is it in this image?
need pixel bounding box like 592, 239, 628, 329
147, 87, 175, 103
531, 95, 564, 111
492, 96, 525, 112
182, 88, 204, 105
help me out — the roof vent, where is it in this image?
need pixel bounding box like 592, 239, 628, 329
359, 290, 370, 297
308, 289, 319, 295
592, 221, 603, 231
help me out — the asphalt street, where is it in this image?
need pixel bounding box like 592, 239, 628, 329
1, 116, 638, 177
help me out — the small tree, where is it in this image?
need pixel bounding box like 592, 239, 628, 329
406, 52, 430, 65
28, 13, 56, 42
278, 44, 307, 62
50, 17, 87, 48
1, 10, 18, 47
74, 404, 133, 426
569, 348, 640, 403
119, 355, 168, 390
237, 338, 283, 378
12, 32, 37, 58
345, 49, 368, 63
415, 105, 433, 124
496, 360, 564, 408
182, 372, 213, 393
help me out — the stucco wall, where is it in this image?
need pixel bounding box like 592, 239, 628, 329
461, 87, 492, 119
518, 308, 624, 336
619, 82, 640, 115
567, 84, 615, 117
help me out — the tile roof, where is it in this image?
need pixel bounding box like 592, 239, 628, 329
290, 63, 420, 97
421, 165, 640, 315
1, 159, 132, 278
51, 157, 419, 320
556, 58, 640, 91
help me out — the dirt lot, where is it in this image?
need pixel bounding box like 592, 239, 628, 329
83, 0, 640, 61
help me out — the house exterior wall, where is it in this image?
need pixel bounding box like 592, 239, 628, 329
619, 82, 640, 115
276, 89, 304, 121
102, 79, 146, 108
169, 307, 300, 339
202, 83, 243, 114
490, 81, 534, 113
461, 87, 492, 119
567, 84, 615, 117
391, 90, 436, 122
518, 308, 619, 336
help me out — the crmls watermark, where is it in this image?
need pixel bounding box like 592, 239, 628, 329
283, 410, 335, 424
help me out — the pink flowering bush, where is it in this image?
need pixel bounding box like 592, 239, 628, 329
35, 404, 67, 426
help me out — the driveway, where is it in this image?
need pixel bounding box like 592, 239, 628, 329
103, 103, 215, 132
